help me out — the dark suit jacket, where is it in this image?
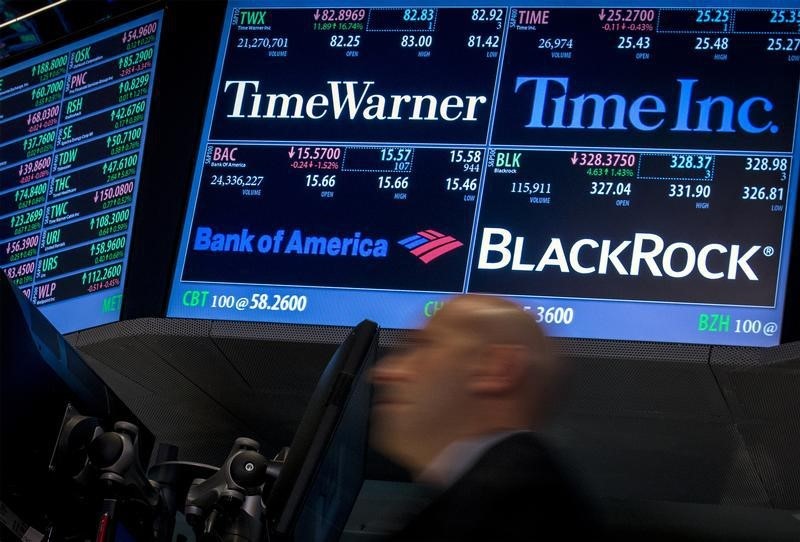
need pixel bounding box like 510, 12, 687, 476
390, 433, 600, 541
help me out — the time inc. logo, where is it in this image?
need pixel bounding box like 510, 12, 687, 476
514, 77, 779, 134
399, 230, 463, 263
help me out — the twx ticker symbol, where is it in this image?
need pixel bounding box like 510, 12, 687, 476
398, 230, 463, 264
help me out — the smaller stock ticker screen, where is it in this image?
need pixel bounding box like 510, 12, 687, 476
0, 12, 162, 333
168, 2, 800, 346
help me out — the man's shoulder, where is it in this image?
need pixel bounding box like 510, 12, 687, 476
453, 432, 580, 500
395, 433, 600, 541
477, 431, 553, 466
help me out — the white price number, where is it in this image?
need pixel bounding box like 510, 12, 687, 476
533, 306, 574, 325
306, 174, 336, 187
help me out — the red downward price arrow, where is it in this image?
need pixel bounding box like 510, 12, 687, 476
314, 9, 320, 21
94, 192, 99, 203
288, 146, 295, 158
599, 9, 606, 21
570, 152, 578, 165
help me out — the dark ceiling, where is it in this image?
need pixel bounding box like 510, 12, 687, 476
0, 0, 157, 60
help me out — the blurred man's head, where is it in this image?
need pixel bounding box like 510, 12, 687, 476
370, 295, 560, 475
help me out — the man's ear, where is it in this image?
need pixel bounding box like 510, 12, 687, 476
467, 345, 526, 395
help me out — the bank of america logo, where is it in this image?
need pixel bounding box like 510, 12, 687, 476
398, 230, 463, 264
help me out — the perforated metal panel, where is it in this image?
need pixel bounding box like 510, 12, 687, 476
562, 357, 728, 421
66, 319, 800, 510
738, 420, 800, 508
762, 341, 800, 365
70, 317, 213, 346
211, 336, 336, 457
77, 343, 253, 466
211, 320, 353, 345
710, 345, 769, 370
708, 342, 800, 509
379, 328, 413, 348
544, 340, 789, 508
67, 318, 339, 465
545, 415, 769, 506
728, 372, 800, 421
556, 338, 710, 363
379, 330, 713, 363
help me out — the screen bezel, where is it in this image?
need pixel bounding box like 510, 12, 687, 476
0, 3, 168, 332
160, 0, 800, 346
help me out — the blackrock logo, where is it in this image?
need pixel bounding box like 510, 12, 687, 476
399, 230, 463, 263
477, 228, 768, 280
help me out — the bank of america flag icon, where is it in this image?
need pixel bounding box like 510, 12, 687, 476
398, 230, 463, 264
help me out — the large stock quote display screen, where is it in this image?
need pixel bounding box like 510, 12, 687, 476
0, 13, 162, 333
168, 2, 800, 346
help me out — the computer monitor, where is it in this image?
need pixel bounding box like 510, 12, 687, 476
165, 1, 799, 347
0, 270, 154, 539
265, 318, 378, 541
0, 9, 164, 333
